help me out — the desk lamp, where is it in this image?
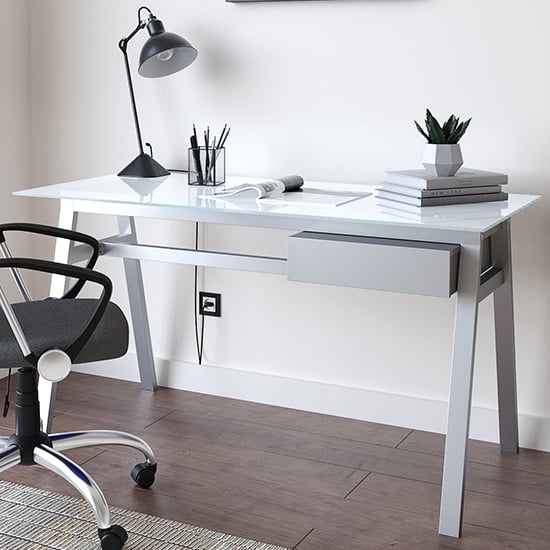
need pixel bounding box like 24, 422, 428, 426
118, 6, 198, 178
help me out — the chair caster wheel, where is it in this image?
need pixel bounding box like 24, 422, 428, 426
131, 461, 157, 488
98, 525, 128, 550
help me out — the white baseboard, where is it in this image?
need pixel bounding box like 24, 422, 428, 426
73, 354, 550, 453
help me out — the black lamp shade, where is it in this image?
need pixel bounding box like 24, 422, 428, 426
138, 32, 198, 78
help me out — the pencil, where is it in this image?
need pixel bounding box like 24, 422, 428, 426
219, 127, 230, 149
190, 134, 203, 184
218, 124, 228, 147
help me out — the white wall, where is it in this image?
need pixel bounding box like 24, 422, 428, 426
0, 0, 32, 311
26, 0, 550, 449
1, 0, 31, 226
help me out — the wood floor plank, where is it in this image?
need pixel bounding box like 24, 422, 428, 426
59, 374, 411, 447
81, 446, 330, 547
296, 523, 548, 550
156, 389, 412, 448
56, 373, 193, 412
52, 410, 367, 499
52, 384, 176, 428
146, 409, 445, 484
400, 430, 550, 476
349, 472, 550, 547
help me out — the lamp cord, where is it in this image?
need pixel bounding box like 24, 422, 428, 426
193, 222, 206, 365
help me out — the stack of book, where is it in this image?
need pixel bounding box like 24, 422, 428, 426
375, 168, 508, 208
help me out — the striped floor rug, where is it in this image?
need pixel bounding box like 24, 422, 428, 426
0, 481, 290, 550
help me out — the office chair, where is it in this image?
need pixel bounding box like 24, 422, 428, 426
0, 223, 157, 550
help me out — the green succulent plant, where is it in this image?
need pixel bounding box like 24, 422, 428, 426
415, 109, 471, 144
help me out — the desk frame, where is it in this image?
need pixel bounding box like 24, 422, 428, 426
45, 196, 518, 539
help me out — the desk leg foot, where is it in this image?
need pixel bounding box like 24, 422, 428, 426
439, 236, 482, 538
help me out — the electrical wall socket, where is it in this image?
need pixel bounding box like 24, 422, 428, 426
199, 292, 221, 317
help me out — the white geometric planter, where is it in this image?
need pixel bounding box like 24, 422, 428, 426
422, 143, 463, 177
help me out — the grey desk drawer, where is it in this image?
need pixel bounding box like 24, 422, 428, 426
288, 232, 460, 297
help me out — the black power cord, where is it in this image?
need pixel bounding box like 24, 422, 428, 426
193, 222, 206, 365
167, 170, 206, 365
2, 368, 11, 417
168, 168, 204, 365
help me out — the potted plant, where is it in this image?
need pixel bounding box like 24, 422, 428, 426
415, 109, 471, 177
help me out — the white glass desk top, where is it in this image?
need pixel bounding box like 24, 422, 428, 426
15, 173, 539, 234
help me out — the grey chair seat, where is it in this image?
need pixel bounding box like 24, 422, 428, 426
0, 298, 128, 366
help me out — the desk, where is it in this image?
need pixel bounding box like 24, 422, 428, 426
15, 173, 539, 538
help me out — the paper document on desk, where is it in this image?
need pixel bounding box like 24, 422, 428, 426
200, 175, 370, 207
260, 189, 370, 207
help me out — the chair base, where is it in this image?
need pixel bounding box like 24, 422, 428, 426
0, 367, 157, 550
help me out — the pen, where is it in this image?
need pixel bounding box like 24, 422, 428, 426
207, 136, 217, 182
204, 130, 210, 183
190, 133, 204, 185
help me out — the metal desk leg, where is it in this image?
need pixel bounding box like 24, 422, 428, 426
51, 200, 80, 295
439, 233, 482, 537
117, 216, 157, 391
38, 376, 57, 433
41, 200, 79, 432
492, 220, 519, 453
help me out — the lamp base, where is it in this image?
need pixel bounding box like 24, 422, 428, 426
118, 153, 170, 178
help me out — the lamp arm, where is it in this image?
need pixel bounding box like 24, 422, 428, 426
118, 6, 154, 157
119, 38, 144, 156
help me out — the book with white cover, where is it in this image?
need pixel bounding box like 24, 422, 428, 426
375, 188, 508, 207
379, 182, 503, 199
385, 168, 508, 190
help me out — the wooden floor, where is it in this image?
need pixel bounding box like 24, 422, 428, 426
1, 373, 550, 549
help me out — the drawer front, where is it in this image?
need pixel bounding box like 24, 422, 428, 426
288, 232, 460, 297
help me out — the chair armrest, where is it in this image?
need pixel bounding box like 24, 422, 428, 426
0, 258, 112, 366
0, 223, 100, 299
